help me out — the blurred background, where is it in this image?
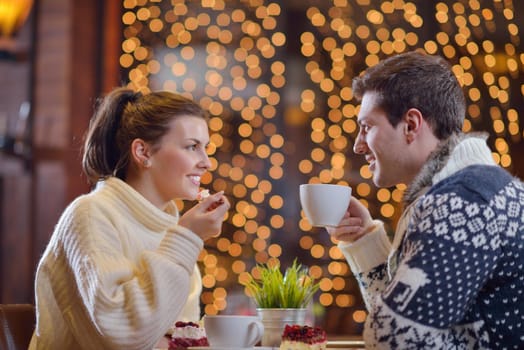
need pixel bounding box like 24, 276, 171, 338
0, 0, 523, 336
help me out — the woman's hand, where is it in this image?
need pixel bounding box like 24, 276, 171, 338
178, 191, 230, 241
326, 196, 374, 243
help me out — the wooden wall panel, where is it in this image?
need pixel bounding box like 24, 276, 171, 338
0, 2, 35, 304
0, 160, 32, 302
0, 0, 121, 304
32, 162, 67, 267
32, 0, 71, 150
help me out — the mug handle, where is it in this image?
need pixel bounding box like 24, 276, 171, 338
246, 320, 264, 347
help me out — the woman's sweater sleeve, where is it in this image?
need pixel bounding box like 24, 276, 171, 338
48, 200, 203, 350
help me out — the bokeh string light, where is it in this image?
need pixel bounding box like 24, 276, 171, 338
121, 0, 292, 318
120, 0, 523, 334
298, 0, 522, 332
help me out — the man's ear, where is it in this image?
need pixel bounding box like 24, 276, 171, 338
130, 138, 152, 167
403, 108, 424, 144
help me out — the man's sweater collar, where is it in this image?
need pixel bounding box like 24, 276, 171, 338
403, 132, 495, 205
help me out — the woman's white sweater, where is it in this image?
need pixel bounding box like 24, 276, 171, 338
29, 177, 203, 350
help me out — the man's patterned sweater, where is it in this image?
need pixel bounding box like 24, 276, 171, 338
339, 134, 524, 349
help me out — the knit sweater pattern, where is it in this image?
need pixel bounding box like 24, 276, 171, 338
339, 134, 524, 349
29, 177, 204, 350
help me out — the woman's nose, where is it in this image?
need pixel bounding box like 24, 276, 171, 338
200, 153, 212, 169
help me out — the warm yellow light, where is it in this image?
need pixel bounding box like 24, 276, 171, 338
319, 278, 333, 292
353, 310, 367, 323
299, 236, 314, 250
268, 244, 282, 258
319, 293, 333, 306
0, 0, 32, 37
380, 203, 395, 218
500, 154, 512, 168
336, 294, 354, 307
360, 165, 372, 179
270, 215, 284, 229
377, 188, 391, 202
120, 0, 524, 321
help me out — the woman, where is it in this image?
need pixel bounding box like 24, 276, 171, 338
29, 88, 230, 349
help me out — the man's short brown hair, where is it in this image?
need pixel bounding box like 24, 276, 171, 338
352, 51, 465, 140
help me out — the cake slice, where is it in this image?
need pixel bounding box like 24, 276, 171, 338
280, 324, 327, 350
196, 189, 210, 201
168, 321, 209, 350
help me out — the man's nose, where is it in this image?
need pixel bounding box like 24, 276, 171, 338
353, 133, 367, 154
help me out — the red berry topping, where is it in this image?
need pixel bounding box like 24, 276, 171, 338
281, 324, 327, 344
174, 321, 199, 328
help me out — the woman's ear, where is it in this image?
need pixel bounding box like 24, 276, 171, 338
403, 108, 424, 144
130, 139, 152, 168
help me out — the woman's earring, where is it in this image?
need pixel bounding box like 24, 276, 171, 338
143, 159, 151, 168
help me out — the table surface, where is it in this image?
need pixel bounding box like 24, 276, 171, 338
326, 337, 365, 349
156, 335, 365, 349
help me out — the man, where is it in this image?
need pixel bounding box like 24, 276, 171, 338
328, 51, 523, 349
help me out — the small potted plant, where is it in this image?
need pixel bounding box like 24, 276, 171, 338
242, 258, 319, 347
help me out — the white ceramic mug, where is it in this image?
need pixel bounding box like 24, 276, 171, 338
299, 183, 351, 227
203, 315, 264, 348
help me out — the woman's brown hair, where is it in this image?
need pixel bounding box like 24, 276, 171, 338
82, 87, 207, 184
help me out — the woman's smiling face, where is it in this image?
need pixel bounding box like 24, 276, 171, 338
148, 115, 211, 203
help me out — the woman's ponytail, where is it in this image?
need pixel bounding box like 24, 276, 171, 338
82, 88, 139, 184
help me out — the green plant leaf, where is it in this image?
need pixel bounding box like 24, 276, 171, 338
241, 258, 319, 308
